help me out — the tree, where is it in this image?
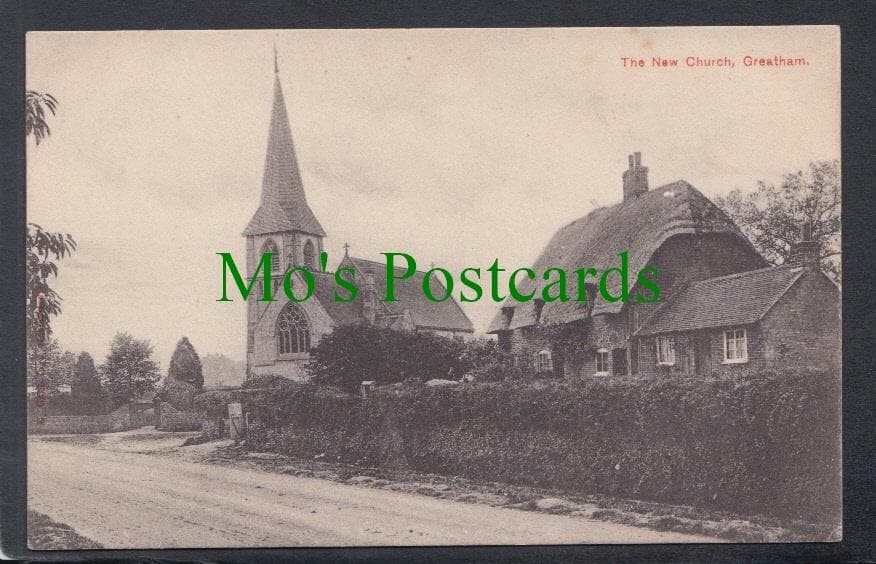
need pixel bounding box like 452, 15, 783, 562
308, 325, 480, 393
715, 160, 841, 281
26, 338, 76, 394
72, 352, 104, 414
27, 226, 76, 342
167, 336, 204, 390
26, 90, 58, 145
26, 90, 75, 340
100, 332, 160, 408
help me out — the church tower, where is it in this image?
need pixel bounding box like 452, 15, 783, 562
243, 51, 325, 368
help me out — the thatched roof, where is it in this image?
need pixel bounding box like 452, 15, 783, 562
487, 181, 762, 333
244, 73, 325, 237
634, 265, 804, 336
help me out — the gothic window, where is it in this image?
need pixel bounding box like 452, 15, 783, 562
261, 239, 280, 273
247, 333, 254, 353
277, 303, 311, 355
303, 240, 316, 270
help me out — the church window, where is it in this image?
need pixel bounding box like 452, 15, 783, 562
303, 240, 316, 270
262, 239, 280, 273
247, 333, 254, 353
277, 303, 311, 355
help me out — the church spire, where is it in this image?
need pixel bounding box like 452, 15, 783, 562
243, 52, 326, 237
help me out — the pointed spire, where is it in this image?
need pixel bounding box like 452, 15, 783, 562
243, 55, 326, 237
273, 43, 279, 74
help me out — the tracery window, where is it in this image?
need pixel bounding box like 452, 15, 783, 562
277, 303, 311, 355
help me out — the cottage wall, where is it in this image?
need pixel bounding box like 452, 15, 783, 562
636, 325, 767, 377
759, 269, 840, 372
508, 326, 553, 373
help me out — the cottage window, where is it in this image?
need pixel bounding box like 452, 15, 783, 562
261, 239, 280, 273
723, 328, 748, 363
595, 348, 609, 374
277, 303, 311, 355
656, 336, 676, 365
536, 350, 553, 373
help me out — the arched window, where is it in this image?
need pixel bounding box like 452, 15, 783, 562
261, 239, 280, 273
276, 303, 311, 355
536, 350, 553, 373
303, 240, 316, 270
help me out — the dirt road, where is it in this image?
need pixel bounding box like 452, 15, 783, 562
28, 435, 717, 548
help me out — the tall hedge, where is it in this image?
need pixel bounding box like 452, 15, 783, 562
243, 369, 840, 524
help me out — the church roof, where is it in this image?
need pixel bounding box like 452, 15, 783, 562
487, 181, 765, 333
243, 71, 325, 237
634, 265, 805, 336
341, 255, 475, 333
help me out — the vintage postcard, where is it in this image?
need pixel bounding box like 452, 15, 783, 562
25, 26, 840, 548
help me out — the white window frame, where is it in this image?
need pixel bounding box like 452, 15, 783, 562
536, 350, 553, 373
655, 336, 676, 366
722, 328, 749, 364
595, 348, 609, 375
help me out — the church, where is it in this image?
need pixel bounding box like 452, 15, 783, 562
243, 59, 473, 381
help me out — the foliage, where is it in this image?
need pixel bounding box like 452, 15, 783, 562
243, 369, 840, 524
716, 160, 841, 281
71, 352, 105, 414
160, 378, 197, 411
26, 91, 76, 373
167, 336, 204, 390
307, 325, 474, 392
99, 332, 160, 408
26, 224, 76, 342
26, 338, 76, 393
26, 90, 58, 146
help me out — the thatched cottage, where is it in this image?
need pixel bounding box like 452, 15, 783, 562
488, 153, 840, 377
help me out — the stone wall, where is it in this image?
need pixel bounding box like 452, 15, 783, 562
158, 411, 203, 432
28, 404, 133, 434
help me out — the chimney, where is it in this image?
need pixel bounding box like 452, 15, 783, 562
622, 151, 649, 201
787, 221, 821, 268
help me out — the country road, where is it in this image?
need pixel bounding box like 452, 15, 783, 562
28, 435, 718, 548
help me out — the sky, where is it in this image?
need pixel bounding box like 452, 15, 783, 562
26, 27, 840, 368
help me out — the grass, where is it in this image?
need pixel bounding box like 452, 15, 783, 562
27, 510, 103, 550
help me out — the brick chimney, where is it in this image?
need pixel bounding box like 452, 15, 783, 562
622, 152, 648, 201
787, 222, 821, 268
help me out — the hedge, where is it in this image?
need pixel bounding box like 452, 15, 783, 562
241, 369, 840, 523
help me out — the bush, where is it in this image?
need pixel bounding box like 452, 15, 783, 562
160, 378, 197, 410
242, 368, 840, 524
308, 326, 499, 392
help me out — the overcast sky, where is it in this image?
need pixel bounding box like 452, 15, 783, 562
26, 27, 839, 368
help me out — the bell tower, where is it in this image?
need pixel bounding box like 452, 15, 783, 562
243, 49, 326, 370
